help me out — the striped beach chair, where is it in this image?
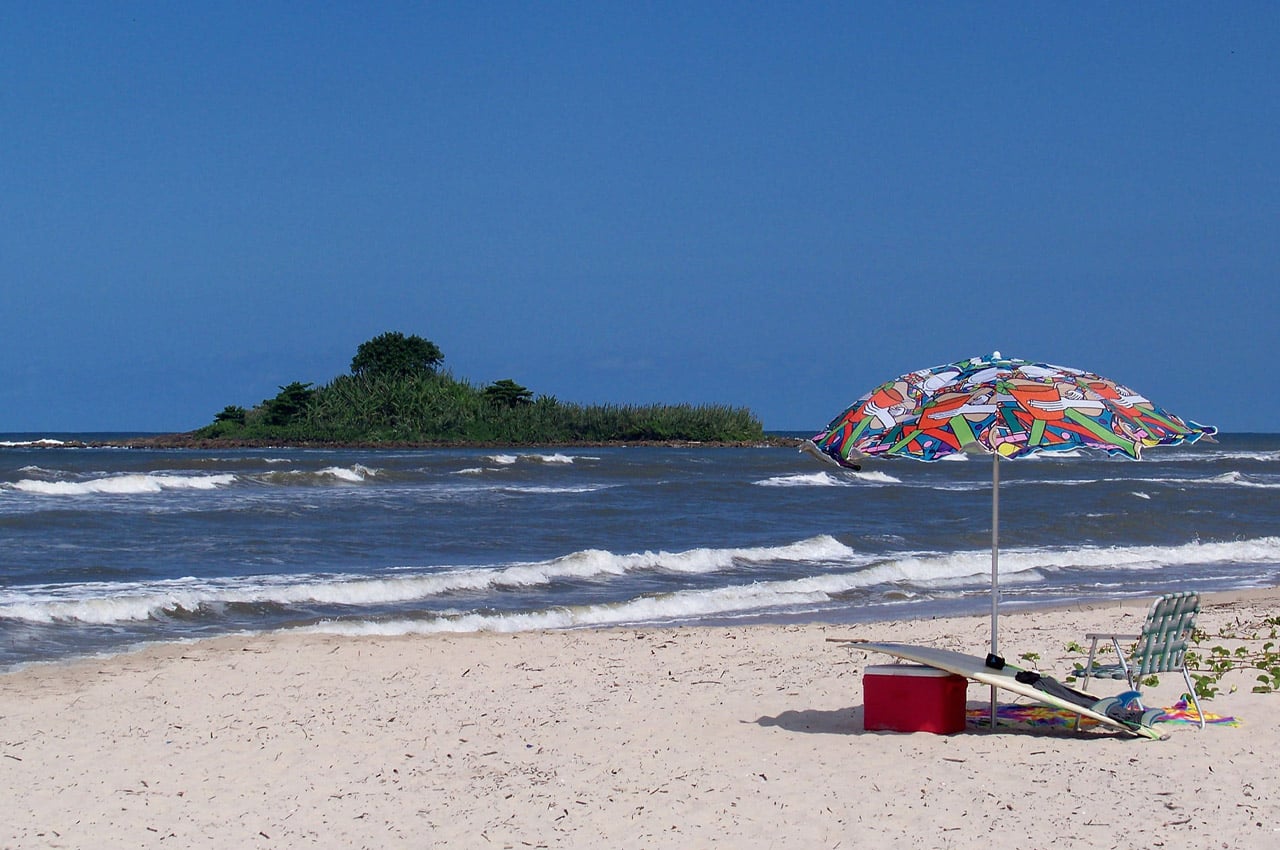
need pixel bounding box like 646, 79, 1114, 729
1079, 592, 1205, 730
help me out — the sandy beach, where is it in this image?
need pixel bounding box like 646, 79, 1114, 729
3, 590, 1278, 849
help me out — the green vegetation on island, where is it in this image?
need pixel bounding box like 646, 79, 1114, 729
193, 332, 765, 445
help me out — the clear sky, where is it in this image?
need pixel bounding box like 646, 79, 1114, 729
3, 3, 1276, 433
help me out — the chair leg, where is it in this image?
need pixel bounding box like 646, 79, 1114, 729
1115, 639, 1144, 709
1074, 638, 1104, 732
1181, 667, 1206, 730
1082, 637, 1100, 691
1112, 637, 1132, 686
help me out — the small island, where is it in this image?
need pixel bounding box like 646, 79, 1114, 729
161, 332, 769, 447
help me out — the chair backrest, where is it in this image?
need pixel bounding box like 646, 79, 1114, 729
1132, 591, 1200, 676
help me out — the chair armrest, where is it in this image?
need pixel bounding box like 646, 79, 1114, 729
1084, 633, 1141, 640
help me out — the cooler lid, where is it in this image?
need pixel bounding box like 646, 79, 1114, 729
864, 663, 957, 678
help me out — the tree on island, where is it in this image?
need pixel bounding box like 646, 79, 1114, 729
483, 379, 534, 408
262, 382, 315, 426
213, 405, 247, 425
350, 331, 444, 379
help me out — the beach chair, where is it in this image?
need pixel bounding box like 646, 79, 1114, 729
1079, 592, 1205, 730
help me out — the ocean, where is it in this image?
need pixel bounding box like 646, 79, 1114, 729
1, 433, 1278, 670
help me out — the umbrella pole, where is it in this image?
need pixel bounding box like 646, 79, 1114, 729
990, 452, 1000, 728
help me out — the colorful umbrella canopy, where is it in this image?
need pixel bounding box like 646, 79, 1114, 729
810, 352, 1216, 467
806, 352, 1216, 725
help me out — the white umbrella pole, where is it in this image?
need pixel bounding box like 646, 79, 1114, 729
990, 452, 1000, 728
991, 452, 1000, 654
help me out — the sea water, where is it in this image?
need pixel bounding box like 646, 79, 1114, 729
1, 433, 1277, 669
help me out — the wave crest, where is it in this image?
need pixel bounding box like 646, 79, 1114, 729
6, 473, 237, 496
755, 470, 901, 487
0, 535, 856, 625
7, 535, 1280, 629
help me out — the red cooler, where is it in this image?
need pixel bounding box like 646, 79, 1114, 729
863, 664, 967, 734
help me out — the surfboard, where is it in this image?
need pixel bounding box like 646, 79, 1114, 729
833, 640, 1166, 740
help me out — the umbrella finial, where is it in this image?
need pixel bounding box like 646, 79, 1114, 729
991, 350, 1002, 359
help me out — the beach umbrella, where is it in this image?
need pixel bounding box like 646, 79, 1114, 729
805, 352, 1216, 721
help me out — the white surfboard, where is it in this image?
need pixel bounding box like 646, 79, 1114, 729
834, 640, 1166, 740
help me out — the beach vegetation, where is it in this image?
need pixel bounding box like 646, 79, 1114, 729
1066, 614, 1280, 700
192, 333, 765, 445
1184, 617, 1280, 696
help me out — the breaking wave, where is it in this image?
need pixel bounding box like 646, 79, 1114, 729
250, 464, 380, 485
7, 535, 1279, 629
0, 535, 858, 624
755, 470, 902, 487
310, 536, 1280, 636
5, 473, 238, 496
486, 453, 580, 465
1203, 471, 1280, 489
317, 464, 378, 483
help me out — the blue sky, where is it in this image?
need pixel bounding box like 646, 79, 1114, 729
3, 3, 1276, 433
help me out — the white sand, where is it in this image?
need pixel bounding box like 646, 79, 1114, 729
3, 590, 1279, 849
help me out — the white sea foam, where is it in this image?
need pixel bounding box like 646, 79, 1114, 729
1205, 471, 1280, 489
11, 535, 1279, 630
851, 470, 902, 484
6, 473, 237, 496
0, 535, 860, 624
310, 572, 875, 637
301, 566, 1037, 637
500, 535, 858, 584
0, 438, 66, 447
1159, 449, 1280, 464
755, 472, 849, 487
308, 536, 1280, 636
926, 481, 989, 492
1135, 471, 1280, 489
258, 465, 379, 485
308, 582, 833, 635
755, 470, 902, 487
986, 470, 1280, 491
527, 453, 577, 464
1023, 449, 1087, 460
0, 573, 462, 625
318, 464, 377, 483
484, 453, 579, 465
499, 485, 609, 494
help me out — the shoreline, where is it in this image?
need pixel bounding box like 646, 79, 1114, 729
3, 588, 1277, 848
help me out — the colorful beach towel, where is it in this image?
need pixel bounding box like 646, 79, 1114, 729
965, 699, 1237, 729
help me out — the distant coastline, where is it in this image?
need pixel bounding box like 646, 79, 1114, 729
3, 432, 808, 450
130, 433, 809, 450
180, 333, 775, 447
2, 334, 788, 449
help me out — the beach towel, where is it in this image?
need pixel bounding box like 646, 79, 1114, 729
965, 699, 1238, 729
